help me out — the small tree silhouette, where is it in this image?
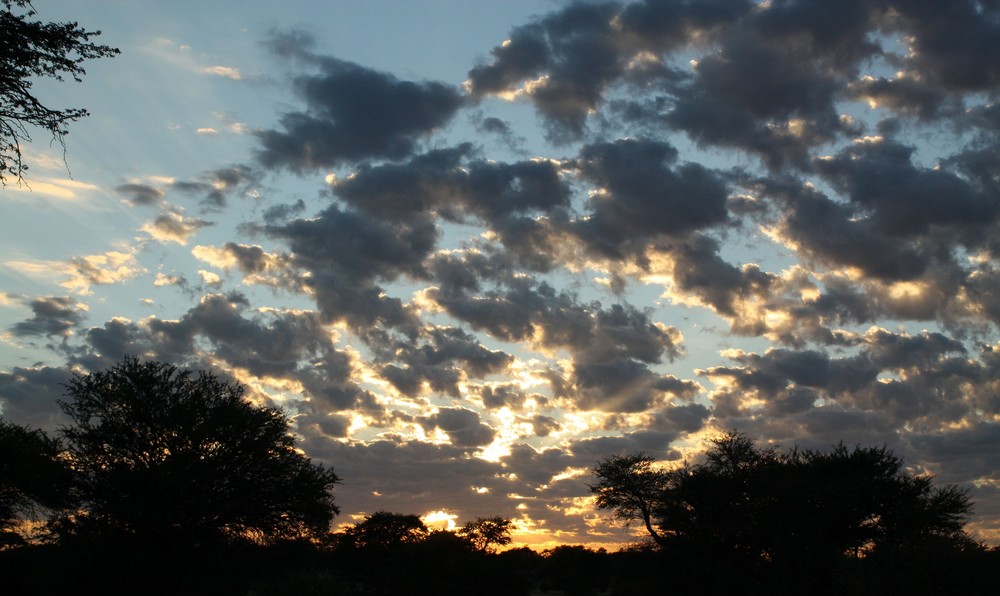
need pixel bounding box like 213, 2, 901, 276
457, 516, 514, 553
589, 453, 670, 546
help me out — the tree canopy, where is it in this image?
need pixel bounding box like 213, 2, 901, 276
0, 418, 72, 547
592, 431, 978, 576
57, 357, 339, 545
0, 0, 119, 184
339, 511, 430, 550
457, 515, 514, 553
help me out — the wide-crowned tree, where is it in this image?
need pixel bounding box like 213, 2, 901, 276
339, 511, 430, 550
457, 515, 514, 553
57, 357, 339, 545
592, 431, 978, 580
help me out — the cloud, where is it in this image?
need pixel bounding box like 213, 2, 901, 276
201, 65, 242, 80
814, 138, 996, 239
117, 166, 261, 211
0, 366, 74, 431
115, 183, 165, 206
467, 2, 625, 140
73, 292, 375, 414
571, 139, 730, 254
424, 252, 689, 412
701, 326, 996, 441
262, 204, 435, 334
419, 407, 496, 449
255, 32, 464, 170
378, 326, 513, 398
141, 210, 213, 245
9, 296, 87, 338
6, 249, 146, 296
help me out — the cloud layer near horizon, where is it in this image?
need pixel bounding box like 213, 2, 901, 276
4, 0, 1000, 547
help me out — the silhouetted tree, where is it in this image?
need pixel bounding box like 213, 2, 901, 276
589, 452, 670, 547
0, 418, 72, 547
56, 357, 339, 545
339, 510, 429, 550
457, 515, 513, 553
592, 431, 979, 587
1, 0, 119, 184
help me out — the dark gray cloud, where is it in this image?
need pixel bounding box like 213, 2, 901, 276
468, 2, 622, 139
331, 144, 571, 225
0, 366, 73, 431
703, 328, 1000, 438
265, 204, 434, 334
814, 138, 998, 239
885, 0, 1000, 92
848, 76, 953, 120
187, 165, 264, 210
571, 139, 730, 255
664, 32, 848, 168
10, 296, 86, 338
115, 183, 164, 206
474, 116, 526, 153
73, 292, 372, 412
664, 234, 775, 319
425, 251, 689, 412
300, 438, 518, 525
759, 174, 939, 281
380, 326, 512, 398
117, 165, 262, 211
256, 33, 464, 170
469, 0, 1000, 166
419, 407, 496, 449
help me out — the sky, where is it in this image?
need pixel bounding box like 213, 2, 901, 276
2, 0, 1000, 549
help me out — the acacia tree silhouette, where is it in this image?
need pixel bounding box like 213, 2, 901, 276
457, 516, 514, 553
56, 357, 339, 546
590, 453, 670, 547
592, 431, 977, 572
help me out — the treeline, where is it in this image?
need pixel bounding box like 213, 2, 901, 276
4, 517, 998, 595
2, 358, 999, 594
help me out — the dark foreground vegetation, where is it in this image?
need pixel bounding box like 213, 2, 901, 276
2, 358, 999, 594
2, 525, 998, 595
